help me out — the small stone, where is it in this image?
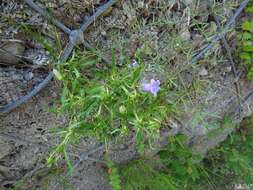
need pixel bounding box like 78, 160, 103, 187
24, 72, 34, 81
180, 29, 191, 41
12, 74, 22, 80
101, 30, 107, 36
52, 91, 58, 98
199, 67, 208, 76
225, 66, 232, 73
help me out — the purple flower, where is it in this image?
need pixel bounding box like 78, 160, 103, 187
132, 59, 139, 67
142, 79, 161, 96
128, 59, 139, 68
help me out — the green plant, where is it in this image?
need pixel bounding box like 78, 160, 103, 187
117, 116, 253, 190
106, 156, 122, 190
202, 115, 253, 187
118, 134, 204, 190
48, 49, 176, 167
239, 2, 253, 79
119, 159, 176, 190
159, 135, 203, 189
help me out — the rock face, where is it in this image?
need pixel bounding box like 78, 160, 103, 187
181, 76, 253, 156
110, 70, 253, 161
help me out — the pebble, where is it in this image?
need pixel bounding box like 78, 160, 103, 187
199, 67, 208, 76
225, 66, 232, 73
24, 72, 34, 81
101, 30, 107, 36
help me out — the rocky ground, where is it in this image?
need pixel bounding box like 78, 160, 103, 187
1, 0, 253, 189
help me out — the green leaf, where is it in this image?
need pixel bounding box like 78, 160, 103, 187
246, 6, 253, 13
242, 45, 253, 52
81, 100, 99, 118
242, 32, 253, 40
53, 68, 63, 80
136, 131, 145, 153
64, 148, 74, 174
240, 52, 251, 60
242, 21, 253, 32
247, 67, 253, 79
80, 59, 98, 68
130, 66, 143, 85
106, 157, 122, 190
